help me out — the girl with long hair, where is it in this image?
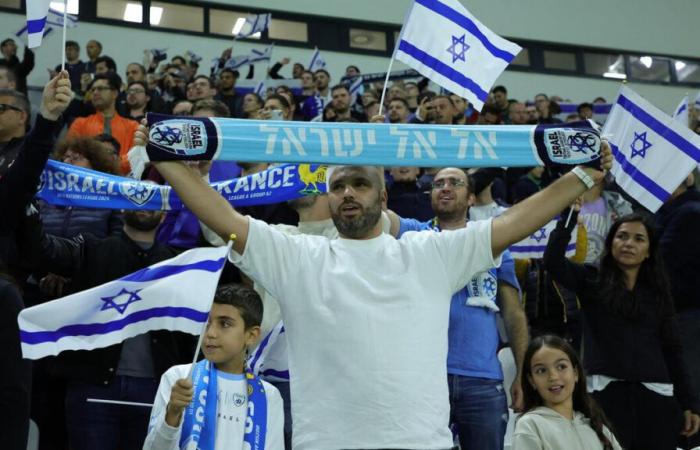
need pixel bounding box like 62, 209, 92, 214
544, 210, 700, 449
513, 335, 622, 449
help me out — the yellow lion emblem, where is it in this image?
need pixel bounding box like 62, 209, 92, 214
297, 164, 327, 195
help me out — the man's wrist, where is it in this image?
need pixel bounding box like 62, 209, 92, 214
39, 107, 60, 122
572, 166, 596, 189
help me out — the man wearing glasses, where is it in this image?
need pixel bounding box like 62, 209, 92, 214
68, 72, 138, 175
0, 88, 31, 175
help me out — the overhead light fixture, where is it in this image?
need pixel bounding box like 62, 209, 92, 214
639, 56, 653, 68
123, 3, 143, 23
675, 61, 687, 71
49, 0, 79, 14
149, 6, 163, 25
231, 17, 245, 35
603, 72, 627, 80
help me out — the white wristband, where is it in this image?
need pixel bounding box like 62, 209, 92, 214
572, 166, 595, 189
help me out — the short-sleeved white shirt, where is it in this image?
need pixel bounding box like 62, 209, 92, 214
231, 217, 499, 449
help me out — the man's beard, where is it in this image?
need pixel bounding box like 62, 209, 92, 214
124, 210, 162, 232
331, 197, 382, 239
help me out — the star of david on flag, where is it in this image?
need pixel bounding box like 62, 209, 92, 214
394, 0, 521, 111
509, 219, 577, 259
602, 85, 700, 212
18, 246, 230, 360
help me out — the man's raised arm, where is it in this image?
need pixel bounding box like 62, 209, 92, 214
134, 123, 249, 253
490, 143, 613, 256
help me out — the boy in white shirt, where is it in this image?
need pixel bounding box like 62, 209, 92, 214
143, 284, 284, 450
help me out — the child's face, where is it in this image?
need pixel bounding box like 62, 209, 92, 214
203, 303, 258, 371
527, 346, 578, 411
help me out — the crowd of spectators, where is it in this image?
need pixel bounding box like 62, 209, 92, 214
1, 34, 700, 450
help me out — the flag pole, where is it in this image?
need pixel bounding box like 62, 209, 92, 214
378, 3, 413, 117
60, 0, 68, 71
185, 236, 236, 380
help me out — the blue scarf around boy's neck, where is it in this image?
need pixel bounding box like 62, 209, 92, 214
180, 359, 268, 450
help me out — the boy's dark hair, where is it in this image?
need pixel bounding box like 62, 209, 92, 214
492, 85, 507, 95
213, 283, 263, 329
265, 93, 291, 110
65, 40, 80, 50
330, 84, 349, 94
220, 68, 239, 78
95, 55, 117, 72
94, 133, 121, 156
314, 69, 330, 79
577, 102, 593, 114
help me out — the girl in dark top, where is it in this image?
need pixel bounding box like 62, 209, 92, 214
544, 210, 700, 449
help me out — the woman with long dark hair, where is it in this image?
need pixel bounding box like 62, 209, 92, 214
544, 210, 700, 449
514, 335, 621, 449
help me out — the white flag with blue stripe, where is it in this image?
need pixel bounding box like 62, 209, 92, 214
603, 85, 700, 212
46, 7, 78, 28
25, 0, 52, 48
509, 220, 577, 259
224, 54, 250, 70
673, 95, 689, 127
236, 13, 271, 38
308, 47, 327, 72
695, 91, 700, 109
395, 0, 521, 111
18, 246, 229, 360
248, 44, 274, 64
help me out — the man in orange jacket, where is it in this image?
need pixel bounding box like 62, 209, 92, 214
68, 72, 138, 174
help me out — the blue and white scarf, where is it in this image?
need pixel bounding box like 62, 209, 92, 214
180, 360, 268, 450
138, 114, 602, 171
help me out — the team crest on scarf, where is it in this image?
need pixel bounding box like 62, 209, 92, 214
119, 181, 159, 206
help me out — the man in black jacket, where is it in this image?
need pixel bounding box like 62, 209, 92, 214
19, 205, 196, 450
0, 72, 72, 450
0, 39, 34, 95
656, 175, 700, 448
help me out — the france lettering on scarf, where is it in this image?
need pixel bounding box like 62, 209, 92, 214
602, 85, 700, 212
25, 0, 51, 48
509, 219, 577, 259
248, 44, 274, 64
395, 0, 521, 111
236, 13, 271, 38
673, 95, 689, 127
308, 47, 327, 72
18, 246, 228, 359
37, 160, 326, 211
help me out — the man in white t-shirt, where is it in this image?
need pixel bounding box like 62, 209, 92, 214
153, 148, 612, 449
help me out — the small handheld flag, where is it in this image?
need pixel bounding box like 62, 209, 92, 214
18, 246, 230, 360
25, 0, 52, 48
603, 85, 700, 212
509, 219, 577, 259
308, 47, 327, 72
235, 13, 271, 39
394, 0, 521, 111
673, 95, 689, 127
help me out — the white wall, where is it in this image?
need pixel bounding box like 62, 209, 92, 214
0, 6, 694, 114
215, 0, 698, 58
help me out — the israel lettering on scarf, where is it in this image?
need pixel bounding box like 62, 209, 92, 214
235, 13, 271, 38
37, 160, 326, 211
24, 0, 52, 48
602, 85, 700, 212
18, 247, 229, 360
395, 0, 521, 111
308, 47, 327, 72
509, 219, 577, 259
142, 113, 602, 170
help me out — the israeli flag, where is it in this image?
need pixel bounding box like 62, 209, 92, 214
509, 220, 577, 259
308, 47, 327, 72
603, 85, 700, 212
46, 7, 78, 28
248, 44, 274, 64
348, 76, 364, 104
254, 80, 266, 97
236, 13, 271, 38
186, 50, 202, 64
18, 246, 229, 360
395, 0, 521, 111
695, 91, 700, 109
25, 0, 51, 48
224, 54, 250, 70
673, 95, 689, 127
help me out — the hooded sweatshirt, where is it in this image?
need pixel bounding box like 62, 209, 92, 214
513, 406, 622, 450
